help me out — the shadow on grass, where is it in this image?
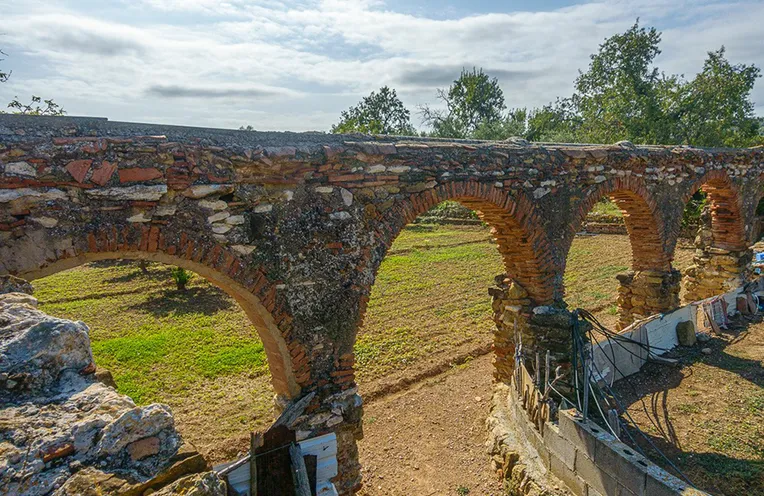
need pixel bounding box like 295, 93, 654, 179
610, 314, 764, 496
128, 286, 234, 317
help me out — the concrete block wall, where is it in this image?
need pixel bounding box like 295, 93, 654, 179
501, 376, 710, 496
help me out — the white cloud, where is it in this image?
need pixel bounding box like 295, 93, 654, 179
0, 0, 762, 131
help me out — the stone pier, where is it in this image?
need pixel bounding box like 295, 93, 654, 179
616, 269, 681, 329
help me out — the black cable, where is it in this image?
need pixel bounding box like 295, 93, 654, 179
578, 317, 698, 488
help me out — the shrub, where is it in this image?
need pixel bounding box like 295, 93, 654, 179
171, 267, 190, 291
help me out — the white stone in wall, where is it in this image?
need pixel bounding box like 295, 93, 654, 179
212, 223, 232, 234
154, 205, 177, 217
207, 211, 230, 223
127, 212, 152, 223
28, 217, 58, 228
388, 166, 410, 173
4, 161, 36, 177
533, 187, 550, 199
232, 245, 256, 255
315, 186, 334, 194
340, 188, 353, 206
225, 215, 245, 225
329, 211, 351, 220
254, 204, 272, 213
0, 188, 67, 203
86, 185, 167, 201
367, 164, 386, 174
198, 199, 228, 211
182, 184, 233, 199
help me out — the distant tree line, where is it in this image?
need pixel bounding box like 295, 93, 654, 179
332, 21, 762, 148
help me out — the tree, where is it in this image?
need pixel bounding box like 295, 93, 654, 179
421, 68, 506, 138
662, 47, 760, 147
573, 21, 667, 144
332, 86, 415, 135
1, 48, 65, 116
527, 21, 761, 147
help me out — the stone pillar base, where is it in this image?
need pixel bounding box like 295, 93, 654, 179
490, 276, 575, 383
683, 247, 751, 303
616, 269, 681, 329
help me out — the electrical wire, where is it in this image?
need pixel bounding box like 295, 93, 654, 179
571, 310, 698, 488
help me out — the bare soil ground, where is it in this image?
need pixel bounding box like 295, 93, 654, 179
612, 315, 764, 496
357, 354, 503, 496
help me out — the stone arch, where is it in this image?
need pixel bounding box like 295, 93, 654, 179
567, 176, 670, 272
367, 181, 556, 306
680, 170, 747, 251
679, 170, 750, 302
563, 177, 678, 329
352, 181, 558, 384
4, 224, 303, 400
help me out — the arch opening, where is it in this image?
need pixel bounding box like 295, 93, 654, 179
565, 180, 682, 330
680, 174, 750, 302
355, 197, 524, 494
27, 255, 290, 464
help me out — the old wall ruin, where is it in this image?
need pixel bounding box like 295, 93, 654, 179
1, 114, 763, 493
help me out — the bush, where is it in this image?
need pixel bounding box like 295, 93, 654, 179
171, 267, 190, 291
682, 191, 708, 229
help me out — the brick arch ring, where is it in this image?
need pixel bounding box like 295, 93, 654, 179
361, 181, 557, 309
680, 170, 747, 252
564, 176, 671, 274
9, 223, 304, 400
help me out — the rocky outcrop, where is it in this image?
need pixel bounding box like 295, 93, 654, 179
0, 294, 223, 496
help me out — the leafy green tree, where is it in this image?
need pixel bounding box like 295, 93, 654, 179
332, 86, 415, 135
525, 101, 580, 143
573, 21, 667, 144
472, 108, 527, 140
525, 21, 761, 147
662, 47, 760, 147
421, 68, 506, 138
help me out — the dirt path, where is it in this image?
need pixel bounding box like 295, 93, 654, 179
357, 354, 503, 496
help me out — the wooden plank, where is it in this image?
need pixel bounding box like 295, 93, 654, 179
257, 424, 295, 495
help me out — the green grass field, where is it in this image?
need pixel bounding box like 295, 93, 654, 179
33, 223, 694, 462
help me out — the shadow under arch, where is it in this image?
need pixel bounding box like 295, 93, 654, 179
680, 170, 747, 252
367, 181, 557, 306
15, 245, 301, 401
565, 176, 671, 273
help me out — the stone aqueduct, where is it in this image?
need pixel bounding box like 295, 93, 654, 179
1, 115, 762, 493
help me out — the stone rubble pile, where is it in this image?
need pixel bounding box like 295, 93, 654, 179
0, 280, 224, 496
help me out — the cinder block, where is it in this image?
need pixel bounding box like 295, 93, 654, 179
543, 422, 576, 471
558, 410, 616, 461
644, 464, 709, 496
575, 451, 618, 496
593, 437, 648, 495
550, 450, 586, 496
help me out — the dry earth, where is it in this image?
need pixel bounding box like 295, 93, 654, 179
357, 354, 504, 496
613, 316, 764, 496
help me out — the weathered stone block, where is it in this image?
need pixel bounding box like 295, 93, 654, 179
676, 320, 696, 346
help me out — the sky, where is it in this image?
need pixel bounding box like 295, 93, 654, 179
0, 0, 762, 132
